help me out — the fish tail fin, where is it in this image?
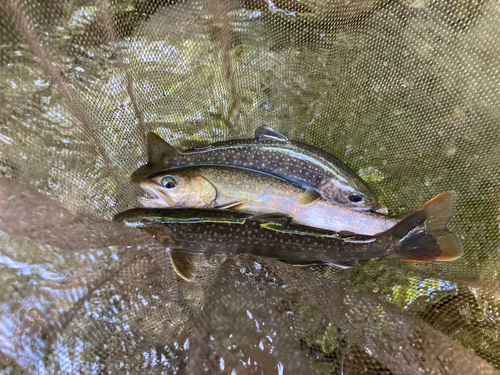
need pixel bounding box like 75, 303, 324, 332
385, 191, 463, 262
131, 132, 181, 182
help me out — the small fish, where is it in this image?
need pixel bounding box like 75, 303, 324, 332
137, 166, 449, 236
131, 126, 379, 212
114, 195, 462, 280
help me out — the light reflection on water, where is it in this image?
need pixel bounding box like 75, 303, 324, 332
0, 234, 122, 371
0, 255, 66, 281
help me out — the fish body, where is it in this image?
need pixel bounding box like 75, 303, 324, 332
131, 126, 378, 211
139, 166, 400, 235
114, 193, 462, 280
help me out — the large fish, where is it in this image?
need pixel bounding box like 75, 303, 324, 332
131, 126, 380, 212
136, 166, 451, 236
114, 196, 462, 280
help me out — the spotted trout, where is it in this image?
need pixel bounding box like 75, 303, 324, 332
113, 202, 462, 280
137, 166, 454, 236
131, 126, 379, 212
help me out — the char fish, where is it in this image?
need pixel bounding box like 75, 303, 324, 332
131, 126, 380, 212
136, 166, 452, 236
114, 194, 462, 280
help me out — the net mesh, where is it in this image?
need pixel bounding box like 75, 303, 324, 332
1, 0, 500, 373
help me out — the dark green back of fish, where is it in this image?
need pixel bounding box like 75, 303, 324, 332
181, 140, 360, 189
116, 207, 390, 263
115, 203, 462, 264
131, 131, 375, 202
114, 207, 451, 264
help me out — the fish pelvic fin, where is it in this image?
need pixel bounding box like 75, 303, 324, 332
131, 132, 181, 183
254, 125, 289, 142
170, 250, 196, 281
385, 191, 463, 262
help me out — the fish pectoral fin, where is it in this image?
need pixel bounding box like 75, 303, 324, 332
170, 250, 196, 281
299, 188, 322, 206
214, 201, 247, 209
130, 132, 180, 183
254, 125, 289, 142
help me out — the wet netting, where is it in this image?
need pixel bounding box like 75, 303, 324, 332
1, 0, 500, 373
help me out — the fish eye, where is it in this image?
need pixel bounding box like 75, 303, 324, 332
160, 176, 177, 189
349, 193, 363, 203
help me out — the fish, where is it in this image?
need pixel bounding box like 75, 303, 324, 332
137, 166, 451, 236
131, 126, 380, 212
113, 193, 462, 281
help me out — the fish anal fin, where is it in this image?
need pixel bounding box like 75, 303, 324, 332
299, 188, 322, 206
170, 250, 196, 281
214, 201, 247, 209
254, 125, 289, 142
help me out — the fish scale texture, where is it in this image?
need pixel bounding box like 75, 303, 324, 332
0, 0, 500, 373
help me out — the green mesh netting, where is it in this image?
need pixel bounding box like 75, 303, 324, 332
1, 0, 500, 373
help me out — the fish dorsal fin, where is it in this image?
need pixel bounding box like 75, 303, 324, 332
214, 201, 247, 209
299, 188, 322, 206
131, 133, 180, 183
147, 132, 179, 166
254, 125, 289, 142
170, 250, 196, 281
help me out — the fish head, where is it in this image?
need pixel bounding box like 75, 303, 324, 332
318, 176, 378, 212
138, 170, 217, 208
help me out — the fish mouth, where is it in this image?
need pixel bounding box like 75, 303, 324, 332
138, 184, 176, 208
